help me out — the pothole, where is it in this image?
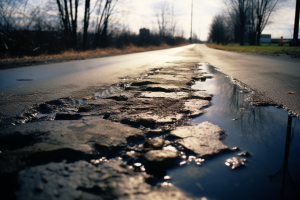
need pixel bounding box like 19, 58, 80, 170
2, 61, 300, 200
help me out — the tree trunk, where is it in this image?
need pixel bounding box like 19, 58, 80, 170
239, 21, 245, 46
239, 1, 246, 46
94, 0, 110, 48
63, 0, 71, 47
56, 0, 69, 48
73, 0, 78, 49
100, 18, 108, 47
83, 0, 90, 50
256, 16, 262, 45
256, 32, 261, 46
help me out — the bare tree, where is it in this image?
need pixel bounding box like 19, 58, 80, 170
0, 0, 55, 54
83, 0, 91, 49
225, 0, 251, 45
252, 0, 283, 45
153, 1, 177, 38
169, 3, 177, 37
154, 1, 168, 37
93, 0, 119, 48
224, 0, 286, 45
55, 0, 79, 49
208, 14, 226, 44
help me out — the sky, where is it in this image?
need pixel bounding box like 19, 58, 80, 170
123, 0, 298, 40
22, 0, 298, 40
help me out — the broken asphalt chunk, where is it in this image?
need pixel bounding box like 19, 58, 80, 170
144, 149, 179, 168
237, 151, 251, 156
170, 121, 228, 157
191, 91, 212, 100
16, 160, 152, 200
139, 92, 189, 99
182, 99, 210, 117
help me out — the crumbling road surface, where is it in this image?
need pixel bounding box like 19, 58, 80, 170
0, 44, 300, 200
1, 61, 231, 200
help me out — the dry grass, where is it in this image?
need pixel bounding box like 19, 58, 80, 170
206, 43, 300, 56
1, 43, 185, 62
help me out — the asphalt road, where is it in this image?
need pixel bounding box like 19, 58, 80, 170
0, 44, 299, 118
198, 44, 300, 117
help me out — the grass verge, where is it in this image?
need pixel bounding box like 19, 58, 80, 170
205, 43, 300, 57
0, 43, 186, 62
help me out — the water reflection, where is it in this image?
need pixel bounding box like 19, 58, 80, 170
192, 65, 280, 147
268, 115, 298, 200
167, 64, 300, 200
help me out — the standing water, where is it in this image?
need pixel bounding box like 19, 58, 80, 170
167, 64, 300, 200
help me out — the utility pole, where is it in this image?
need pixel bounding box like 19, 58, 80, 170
290, 0, 299, 46
190, 0, 193, 44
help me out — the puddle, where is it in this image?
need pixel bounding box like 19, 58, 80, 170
166, 64, 300, 200
3, 62, 300, 199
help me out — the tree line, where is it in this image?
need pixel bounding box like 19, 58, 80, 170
208, 0, 286, 45
0, 0, 186, 58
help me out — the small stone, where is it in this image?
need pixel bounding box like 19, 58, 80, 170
161, 182, 173, 187
133, 163, 142, 168
126, 151, 135, 157
237, 151, 251, 156
225, 157, 246, 169
151, 137, 164, 149
164, 176, 171, 180
188, 156, 196, 162
144, 150, 179, 167
141, 166, 146, 172
195, 158, 205, 163
144, 137, 164, 149
180, 161, 187, 166
163, 146, 177, 152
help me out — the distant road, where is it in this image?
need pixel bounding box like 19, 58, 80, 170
0, 44, 299, 118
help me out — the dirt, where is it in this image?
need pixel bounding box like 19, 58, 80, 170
0, 62, 232, 200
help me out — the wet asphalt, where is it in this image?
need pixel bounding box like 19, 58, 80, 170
0, 44, 299, 118
197, 45, 300, 117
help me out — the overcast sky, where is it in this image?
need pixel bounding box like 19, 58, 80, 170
123, 0, 298, 40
